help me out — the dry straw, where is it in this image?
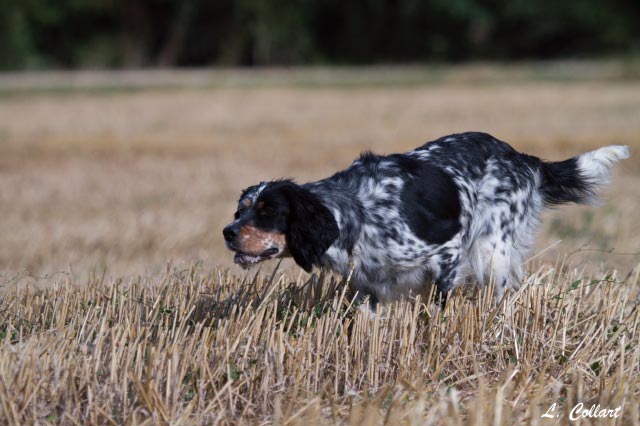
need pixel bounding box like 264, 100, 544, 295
0, 259, 638, 425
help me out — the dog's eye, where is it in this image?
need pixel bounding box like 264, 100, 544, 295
255, 200, 274, 216
234, 208, 245, 219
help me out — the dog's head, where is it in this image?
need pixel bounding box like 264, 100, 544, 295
223, 180, 339, 272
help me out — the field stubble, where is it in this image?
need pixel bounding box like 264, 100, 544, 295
1, 67, 640, 424
0, 262, 638, 424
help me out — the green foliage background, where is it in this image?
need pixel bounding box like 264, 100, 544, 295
1, 0, 639, 69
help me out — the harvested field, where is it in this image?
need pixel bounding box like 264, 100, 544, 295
0, 263, 638, 424
1, 67, 640, 282
0, 65, 639, 424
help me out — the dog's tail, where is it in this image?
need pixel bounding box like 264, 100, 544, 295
539, 145, 629, 206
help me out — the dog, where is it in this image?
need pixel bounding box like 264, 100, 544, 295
223, 132, 628, 305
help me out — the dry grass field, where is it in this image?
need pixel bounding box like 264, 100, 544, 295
1, 64, 640, 424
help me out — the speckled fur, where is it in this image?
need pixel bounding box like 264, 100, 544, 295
226, 132, 629, 304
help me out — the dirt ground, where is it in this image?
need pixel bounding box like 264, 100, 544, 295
1, 66, 639, 286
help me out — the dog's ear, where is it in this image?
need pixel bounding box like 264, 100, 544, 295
282, 183, 339, 272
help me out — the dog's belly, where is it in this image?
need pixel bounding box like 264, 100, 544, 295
351, 262, 435, 304
325, 242, 440, 304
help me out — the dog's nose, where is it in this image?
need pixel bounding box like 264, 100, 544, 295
223, 225, 239, 242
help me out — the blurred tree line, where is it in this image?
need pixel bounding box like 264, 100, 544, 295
1, 0, 639, 70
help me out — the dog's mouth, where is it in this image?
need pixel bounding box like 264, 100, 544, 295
233, 247, 280, 266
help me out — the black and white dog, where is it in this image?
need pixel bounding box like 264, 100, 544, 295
223, 132, 628, 304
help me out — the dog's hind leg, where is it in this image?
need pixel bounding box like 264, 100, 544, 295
489, 246, 513, 302
468, 233, 521, 303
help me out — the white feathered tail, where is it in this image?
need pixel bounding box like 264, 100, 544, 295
539, 145, 629, 206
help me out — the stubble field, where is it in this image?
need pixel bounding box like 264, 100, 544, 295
0, 64, 639, 424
